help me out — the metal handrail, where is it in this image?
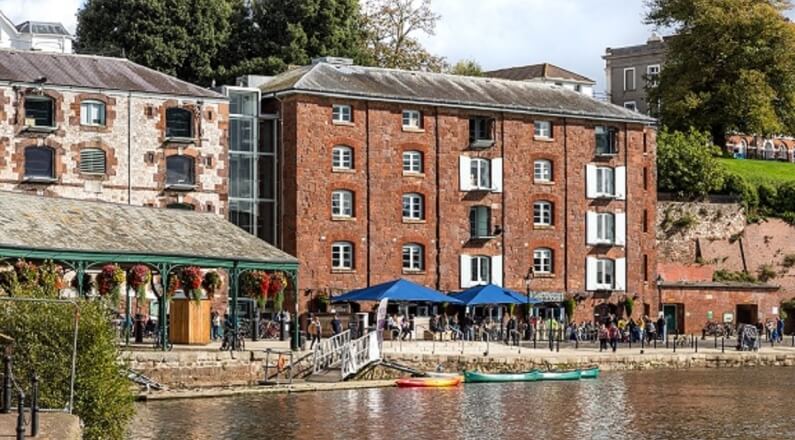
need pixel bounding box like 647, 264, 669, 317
312, 330, 351, 374
342, 331, 380, 379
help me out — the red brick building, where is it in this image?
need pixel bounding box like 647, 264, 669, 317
261, 58, 657, 322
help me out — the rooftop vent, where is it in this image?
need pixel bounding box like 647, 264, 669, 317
312, 56, 354, 66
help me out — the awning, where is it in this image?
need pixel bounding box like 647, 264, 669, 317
452, 284, 541, 305
331, 279, 462, 304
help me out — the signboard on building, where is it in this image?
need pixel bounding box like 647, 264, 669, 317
529, 291, 565, 302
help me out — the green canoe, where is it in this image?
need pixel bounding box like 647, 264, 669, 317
580, 367, 600, 379
464, 370, 541, 383
539, 370, 582, 381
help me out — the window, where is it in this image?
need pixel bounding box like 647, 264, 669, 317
402, 244, 424, 271
79, 148, 106, 175
574, 84, 582, 92
402, 193, 424, 220
332, 146, 353, 170
642, 209, 649, 233
24, 147, 54, 180
24, 96, 54, 128
643, 167, 648, 190
533, 201, 553, 226
595, 167, 615, 197
332, 104, 352, 123
402, 110, 422, 129
595, 259, 615, 289
331, 242, 354, 270
647, 65, 660, 87
166, 203, 195, 210
595, 126, 618, 155
623, 67, 636, 91
595, 213, 615, 243
166, 108, 193, 138
533, 248, 552, 274
623, 102, 637, 112
469, 206, 491, 239
534, 121, 552, 138
402, 150, 423, 173
643, 254, 649, 282
534, 160, 552, 182
331, 190, 354, 218
165, 155, 195, 187
470, 158, 491, 189
80, 100, 106, 126
470, 256, 491, 285
469, 117, 493, 147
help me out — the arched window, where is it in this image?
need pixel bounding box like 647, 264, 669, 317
470, 158, 491, 189
331, 190, 354, 217
166, 107, 193, 138
80, 100, 106, 126
734, 140, 747, 158
24, 146, 54, 179
332, 146, 354, 170
331, 241, 354, 269
534, 159, 552, 182
79, 148, 106, 175
764, 140, 775, 160
165, 155, 195, 187
402, 193, 424, 220
533, 248, 553, 274
533, 201, 553, 226
470, 256, 491, 285
24, 95, 54, 128
402, 243, 424, 271
402, 150, 423, 173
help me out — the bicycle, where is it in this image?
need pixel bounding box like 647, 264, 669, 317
259, 320, 281, 339
152, 327, 173, 351
220, 326, 246, 351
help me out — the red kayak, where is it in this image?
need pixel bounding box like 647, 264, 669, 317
395, 377, 462, 388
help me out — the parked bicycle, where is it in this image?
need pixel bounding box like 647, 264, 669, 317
152, 327, 173, 351
259, 320, 281, 339
221, 326, 246, 351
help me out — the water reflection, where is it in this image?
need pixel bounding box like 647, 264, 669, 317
129, 368, 794, 440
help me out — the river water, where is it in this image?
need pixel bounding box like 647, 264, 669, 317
129, 368, 792, 439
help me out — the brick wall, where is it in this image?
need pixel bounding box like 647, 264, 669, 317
276, 94, 657, 320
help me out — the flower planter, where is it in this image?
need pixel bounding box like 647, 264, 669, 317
169, 298, 211, 345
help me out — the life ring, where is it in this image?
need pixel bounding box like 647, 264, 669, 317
277, 354, 286, 373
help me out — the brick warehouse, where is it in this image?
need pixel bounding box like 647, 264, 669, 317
0, 49, 228, 213
260, 58, 658, 322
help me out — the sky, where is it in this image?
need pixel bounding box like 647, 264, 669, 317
0, 0, 671, 92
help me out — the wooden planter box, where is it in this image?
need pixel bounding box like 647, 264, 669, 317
169, 299, 210, 345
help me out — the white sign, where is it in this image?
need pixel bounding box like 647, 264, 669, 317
529, 291, 565, 302
773, 306, 779, 315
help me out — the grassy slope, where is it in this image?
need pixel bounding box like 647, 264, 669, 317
717, 158, 795, 185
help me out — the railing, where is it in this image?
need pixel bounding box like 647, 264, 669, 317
2, 355, 39, 439
312, 330, 351, 374
341, 331, 380, 379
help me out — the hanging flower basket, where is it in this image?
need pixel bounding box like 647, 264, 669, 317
38, 260, 65, 296
166, 273, 181, 299
202, 271, 223, 300
269, 272, 288, 312
97, 264, 125, 302
14, 260, 38, 285
128, 265, 152, 304
179, 266, 204, 303
240, 271, 270, 308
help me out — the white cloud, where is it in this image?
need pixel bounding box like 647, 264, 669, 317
0, 0, 83, 33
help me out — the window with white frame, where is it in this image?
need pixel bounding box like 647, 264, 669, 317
331, 241, 354, 270
80, 100, 106, 126
331, 190, 354, 217
332, 145, 353, 170
402, 243, 424, 271
623, 68, 636, 91
470, 256, 491, 285
469, 117, 493, 146
332, 104, 352, 123
533, 248, 552, 274
470, 158, 491, 189
595, 167, 615, 197
623, 102, 637, 112
534, 120, 552, 138
595, 258, 615, 289
402, 110, 422, 129
402, 193, 424, 220
647, 64, 660, 86
533, 201, 553, 226
596, 212, 615, 243
534, 160, 552, 182
403, 150, 423, 173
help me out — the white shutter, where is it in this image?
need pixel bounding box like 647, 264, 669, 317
491, 255, 503, 286
491, 158, 503, 193
586, 257, 597, 291
615, 166, 627, 200
460, 255, 472, 289
615, 212, 626, 246
586, 211, 598, 245
459, 156, 471, 191
586, 164, 597, 199
614, 257, 627, 291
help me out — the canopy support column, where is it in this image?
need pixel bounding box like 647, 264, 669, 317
230, 263, 240, 336
156, 263, 173, 351
289, 270, 299, 351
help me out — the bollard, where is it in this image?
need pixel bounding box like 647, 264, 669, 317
16, 392, 24, 440
640, 335, 644, 354
721, 336, 725, 353
673, 336, 677, 353
31, 372, 38, 437
714, 333, 717, 349
533, 330, 537, 350
665, 332, 669, 349
695, 338, 698, 353
2, 355, 11, 414
556, 333, 560, 353
653, 337, 657, 350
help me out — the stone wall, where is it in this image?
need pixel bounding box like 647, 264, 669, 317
124, 350, 271, 389
656, 201, 745, 264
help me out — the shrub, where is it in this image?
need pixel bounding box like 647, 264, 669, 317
720, 172, 759, 209
783, 254, 795, 268
757, 264, 777, 282
713, 269, 757, 283
671, 212, 698, 231
624, 296, 635, 318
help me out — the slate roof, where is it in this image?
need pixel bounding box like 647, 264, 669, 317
261, 62, 654, 124
0, 191, 297, 265
16, 21, 71, 36
0, 49, 222, 99
484, 63, 595, 84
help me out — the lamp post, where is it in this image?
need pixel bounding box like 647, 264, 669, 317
656, 274, 664, 340
525, 267, 534, 337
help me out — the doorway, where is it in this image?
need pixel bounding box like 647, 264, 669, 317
736, 304, 759, 326
663, 304, 683, 334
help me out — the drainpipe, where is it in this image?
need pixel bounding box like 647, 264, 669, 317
563, 118, 568, 293
365, 101, 371, 287
434, 107, 441, 290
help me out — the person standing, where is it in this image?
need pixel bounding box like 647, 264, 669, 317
211, 311, 220, 341
308, 314, 322, 349
598, 323, 608, 351
608, 322, 620, 352
331, 314, 342, 336
776, 316, 785, 343
657, 314, 666, 341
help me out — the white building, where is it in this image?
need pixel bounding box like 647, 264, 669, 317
484, 62, 595, 97
0, 10, 73, 53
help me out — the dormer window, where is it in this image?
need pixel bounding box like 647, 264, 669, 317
25, 96, 54, 128
166, 108, 193, 139
469, 117, 494, 148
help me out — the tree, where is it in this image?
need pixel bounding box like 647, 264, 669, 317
645, 0, 795, 146
76, 0, 233, 86
361, 0, 446, 71
449, 59, 483, 76
657, 129, 726, 199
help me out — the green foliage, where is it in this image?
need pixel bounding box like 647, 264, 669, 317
782, 254, 795, 268
718, 158, 795, 186
671, 212, 698, 231
449, 59, 483, 76
624, 296, 635, 318
719, 172, 759, 209
757, 264, 777, 282
657, 129, 725, 199
646, 0, 795, 143
0, 297, 133, 439
563, 298, 576, 322
713, 269, 757, 283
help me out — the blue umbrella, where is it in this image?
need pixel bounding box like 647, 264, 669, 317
331, 279, 463, 304
451, 284, 541, 305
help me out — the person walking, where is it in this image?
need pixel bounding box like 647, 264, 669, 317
657, 314, 666, 341
598, 323, 608, 352
506, 315, 518, 345
608, 322, 620, 352
776, 316, 785, 343
211, 311, 221, 341
331, 313, 342, 336
308, 314, 322, 349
